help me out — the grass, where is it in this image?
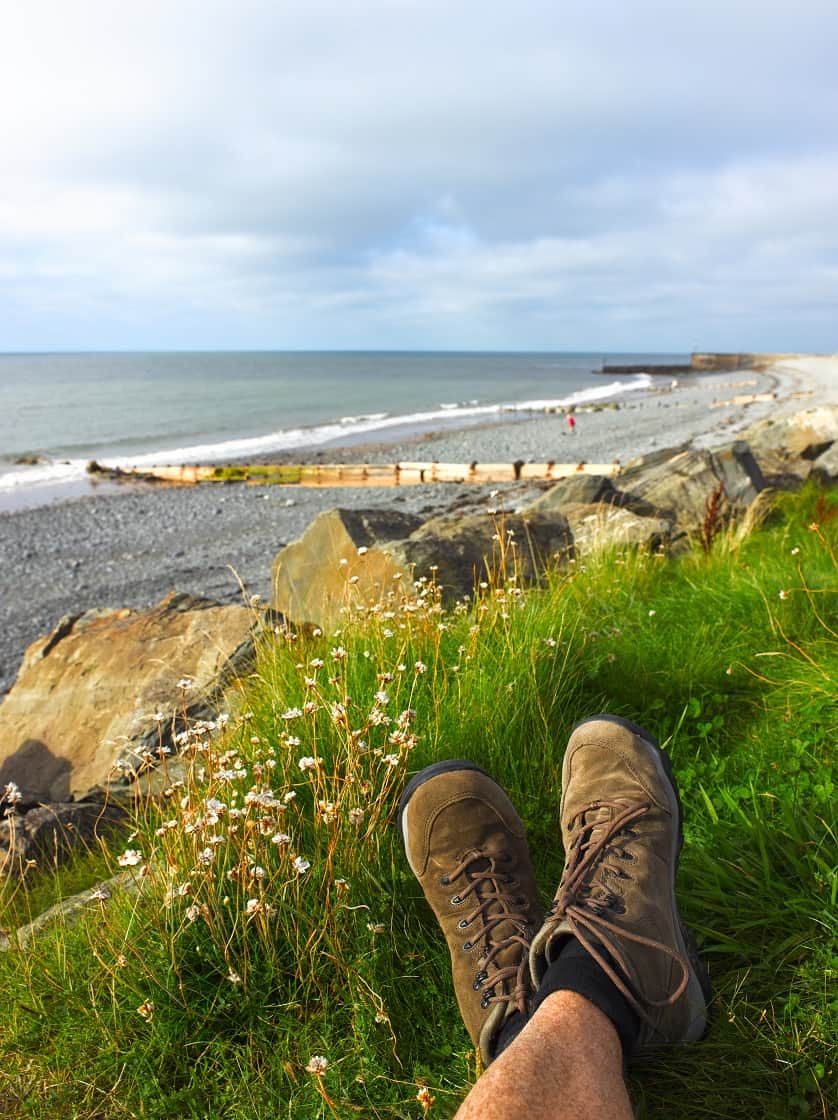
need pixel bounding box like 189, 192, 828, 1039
0, 483, 835, 1119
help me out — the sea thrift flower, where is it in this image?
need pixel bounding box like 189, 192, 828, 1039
417, 1085, 436, 1112
305, 1055, 329, 1075
2, 781, 22, 805
271, 832, 291, 845
118, 849, 142, 867
281, 707, 303, 721
293, 856, 311, 874
186, 904, 201, 922
778, 589, 789, 600
137, 1001, 154, 1021
298, 756, 320, 772
227, 969, 242, 985
348, 807, 365, 825
330, 646, 347, 661
414, 661, 427, 674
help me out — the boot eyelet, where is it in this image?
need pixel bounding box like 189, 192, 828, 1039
462, 940, 473, 951
480, 993, 490, 1009
440, 875, 450, 885
450, 894, 463, 905
457, 918, 471, 930
472, 969, 488, 991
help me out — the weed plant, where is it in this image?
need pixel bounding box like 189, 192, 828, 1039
0, 484, 835, 1119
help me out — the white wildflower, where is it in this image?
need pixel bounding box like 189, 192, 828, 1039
305, 1055, 329, 1075
118, 849, 142, 867
2, 781, 22, 805
293, 856, 311, 874
298, 756, 320, 772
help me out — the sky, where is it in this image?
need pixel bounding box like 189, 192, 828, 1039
1, 0, 837, 353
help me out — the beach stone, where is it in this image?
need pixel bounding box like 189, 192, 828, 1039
0, 591, 256, 804
0, 801, 128, 878
562, 503, 673, 555
386, 510, 574, 598
616, 442, 765, 534
271, 507, 423, 630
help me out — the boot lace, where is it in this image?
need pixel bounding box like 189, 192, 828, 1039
444, 849, 533, 1016
550, 799, 690, 1025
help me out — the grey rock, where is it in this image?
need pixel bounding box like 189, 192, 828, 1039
562, 503, 673, 555
9, 867, 144, 950
0, 801, 128, 878
387, 510, 573, 598
809, 441, 838, 483
616, 442, 765, 535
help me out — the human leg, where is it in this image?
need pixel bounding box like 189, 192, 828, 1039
454, 989, 633, 1120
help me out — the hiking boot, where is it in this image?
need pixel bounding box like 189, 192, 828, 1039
398, 760, 543, 1066
530, 715, 711, 1052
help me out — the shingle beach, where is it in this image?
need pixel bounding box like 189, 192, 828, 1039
1, 356, 834, 698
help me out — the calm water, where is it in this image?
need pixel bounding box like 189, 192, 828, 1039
0, 351, 685, 507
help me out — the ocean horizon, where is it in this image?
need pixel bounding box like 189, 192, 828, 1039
0, 350, 686, 509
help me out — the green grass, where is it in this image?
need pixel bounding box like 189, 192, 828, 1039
1, 484, 835, 1119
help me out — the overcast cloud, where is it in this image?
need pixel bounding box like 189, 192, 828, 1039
1, 0, 836, 351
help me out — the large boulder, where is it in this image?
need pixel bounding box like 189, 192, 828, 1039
561, 504, 673, 555
0, 592, 256, 804
744, 405, 838, 462
810, 441, 838, 484
742, 405, 838, 484
616, 442, 765, 534
387, 511, 573, 598
271, 508, 422, 628
271, 507, 573, 630
525, 472, 661, 518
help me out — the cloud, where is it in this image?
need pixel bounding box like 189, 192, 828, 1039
0, 0, 836, 349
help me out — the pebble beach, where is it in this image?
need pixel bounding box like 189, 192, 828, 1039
1, 356, 834, 699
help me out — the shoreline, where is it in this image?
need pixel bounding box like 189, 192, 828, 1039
0, 357, 834, 699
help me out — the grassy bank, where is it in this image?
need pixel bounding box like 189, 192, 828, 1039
1, 485, 835, 1119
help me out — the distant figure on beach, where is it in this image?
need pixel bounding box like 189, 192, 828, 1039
566, 413, 576, 433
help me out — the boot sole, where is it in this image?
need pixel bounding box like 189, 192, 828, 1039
569, 714, 713, 1042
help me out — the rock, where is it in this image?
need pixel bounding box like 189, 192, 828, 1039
526, 474, 620, 513
742, 405, 838, 484
525, 473, 661, 518
0, 801, 128, 878
272, 508, 423, 629
809, 440, 838, 484
0, 591, 256, 804
8, 867, 144, 949
387, 511, 573, 599
616, 442, 765, 534
561, 504, 673, 555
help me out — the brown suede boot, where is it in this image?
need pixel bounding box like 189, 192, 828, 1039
398, 760, 543, 1067
530, 715, 711, 1052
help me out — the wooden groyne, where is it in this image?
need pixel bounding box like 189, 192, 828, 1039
88, 460, 621, 488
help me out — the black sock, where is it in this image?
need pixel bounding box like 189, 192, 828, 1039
493, 1008, 527, 1058
531, 936, 641, 1058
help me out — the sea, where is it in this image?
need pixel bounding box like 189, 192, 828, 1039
0, 351, 686, 511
